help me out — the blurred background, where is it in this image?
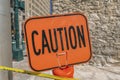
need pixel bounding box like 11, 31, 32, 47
11, 0, 120, 65
0, 0, 120, 80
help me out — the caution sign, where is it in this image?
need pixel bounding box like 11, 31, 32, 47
24, 13, 92, 71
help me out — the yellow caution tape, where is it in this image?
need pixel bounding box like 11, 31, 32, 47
0, 66, 79, 80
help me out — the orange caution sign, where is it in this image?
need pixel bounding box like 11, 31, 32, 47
24, 13, 92, 71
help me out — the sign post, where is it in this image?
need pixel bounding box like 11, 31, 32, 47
24, 13, 92, 72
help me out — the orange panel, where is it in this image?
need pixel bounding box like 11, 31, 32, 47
24, 13, 92, 71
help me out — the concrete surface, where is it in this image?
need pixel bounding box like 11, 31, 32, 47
13, 56, 120, 80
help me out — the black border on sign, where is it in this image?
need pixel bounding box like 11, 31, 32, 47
24, 13, 92, 71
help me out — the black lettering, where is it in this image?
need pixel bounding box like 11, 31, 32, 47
77, 25, 86, 47
57, 28, 64, 51
68, 26, 77, 49
64, 27, 69, 50
42, 30, 51, 54
49, 29, 58, 52
32, 31, 41, 55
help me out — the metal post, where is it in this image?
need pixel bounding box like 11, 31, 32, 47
14, 0, 20, 48
0, 0, 12, 80
13, 0, 23, 61
50, 0, 53, 15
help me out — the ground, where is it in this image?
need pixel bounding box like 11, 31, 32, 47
13, 56, 120, 80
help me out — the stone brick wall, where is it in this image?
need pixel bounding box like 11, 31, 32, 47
52, 0, 120, 66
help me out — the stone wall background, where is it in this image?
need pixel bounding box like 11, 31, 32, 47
52, 0, 120, 66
